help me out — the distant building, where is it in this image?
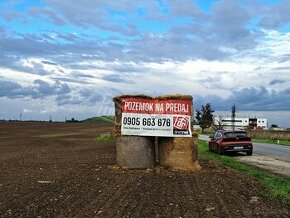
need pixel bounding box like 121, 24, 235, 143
214, 117, 267, 129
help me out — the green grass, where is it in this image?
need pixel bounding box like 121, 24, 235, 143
198, 139, 290, 203
252, 138, 290, 146
95, 132, 114, 142
82, 116, 114, 123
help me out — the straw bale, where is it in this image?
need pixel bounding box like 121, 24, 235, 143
158, 133, 200, 172
112, 94, 153, 125
112, 125, 122, 138
113, 94, 153, 102
156, 94, 193, 101
116, 135, 155, 169
112, 97, 122, 125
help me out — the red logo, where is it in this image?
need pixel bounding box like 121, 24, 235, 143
173, 116, 189, 130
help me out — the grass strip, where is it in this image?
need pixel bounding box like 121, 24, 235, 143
198, 139, 290, 203
95, 132, 114, 142
252, 138, 290, 146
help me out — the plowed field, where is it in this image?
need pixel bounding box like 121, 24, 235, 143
0, 122, 289, 217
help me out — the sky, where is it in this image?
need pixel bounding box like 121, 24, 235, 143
1, 0, 290, 125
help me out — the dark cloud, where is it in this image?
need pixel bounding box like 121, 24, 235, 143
0, 0, 264, 62
0, 77, 109, 107
25, 0, 145, 36
0, 11, 22, 22
0, 55, 54, 76
197, 75, 224, 89
259, 0, 290, 29
102, 74, 134, 84
209, 0, 259, 50
194, 87, 290, 111
1, 31, 62, 57
27, 7, 66, 25
80, 89, 103, 103
164, 0, 206, 19
56, 94, 83, 106
70, 71, 95, 78
0, 79, 30, 99
277, 54, 290, 63
51, 76, 93, 84
0, 78, 70, 100
126, 0, 261, 61
0, 29, 134, 70
55, 88, 105, 106
41, 60, 58, 66
33, 79, 70, 97
269, 79, 286, 85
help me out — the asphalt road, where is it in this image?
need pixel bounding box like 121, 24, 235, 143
199, 135, 290, 163
253, 142, 290, 163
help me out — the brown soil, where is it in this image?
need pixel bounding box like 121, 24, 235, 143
0, 122, 289, 217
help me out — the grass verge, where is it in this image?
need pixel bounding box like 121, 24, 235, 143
252, 138, 290, 146
198, 139, 290, 203
95, 132, 114, 142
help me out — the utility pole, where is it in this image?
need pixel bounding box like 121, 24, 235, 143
231, 104, 236, 130
20, 111, 23, 121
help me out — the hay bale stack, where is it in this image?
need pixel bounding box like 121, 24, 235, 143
113, 95, 156, 169
157, 94, 199, 171
116, 136, 155, 169
112, 94, 153, 127
112, 96, 122, 127
158, 133, 200, 171
112, 95, 122, 138
112, 125, 121, 138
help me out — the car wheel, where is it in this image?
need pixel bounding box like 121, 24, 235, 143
246, 150, 253, 156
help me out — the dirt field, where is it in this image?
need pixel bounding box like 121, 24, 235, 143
0, 122, 289, 217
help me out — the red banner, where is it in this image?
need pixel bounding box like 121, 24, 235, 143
122, 98, 192, 116
121, 98, 192, 137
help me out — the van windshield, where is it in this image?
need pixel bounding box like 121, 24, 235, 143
225, 132, 247, 138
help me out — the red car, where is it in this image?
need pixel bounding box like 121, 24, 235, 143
208, 130, 253, 155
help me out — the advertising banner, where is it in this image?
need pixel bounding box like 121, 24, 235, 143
121, 98, 192, 137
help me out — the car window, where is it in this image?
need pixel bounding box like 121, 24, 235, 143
225, 132, 247, 138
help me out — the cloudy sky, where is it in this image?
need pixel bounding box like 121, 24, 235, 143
1, 0, 290, 123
